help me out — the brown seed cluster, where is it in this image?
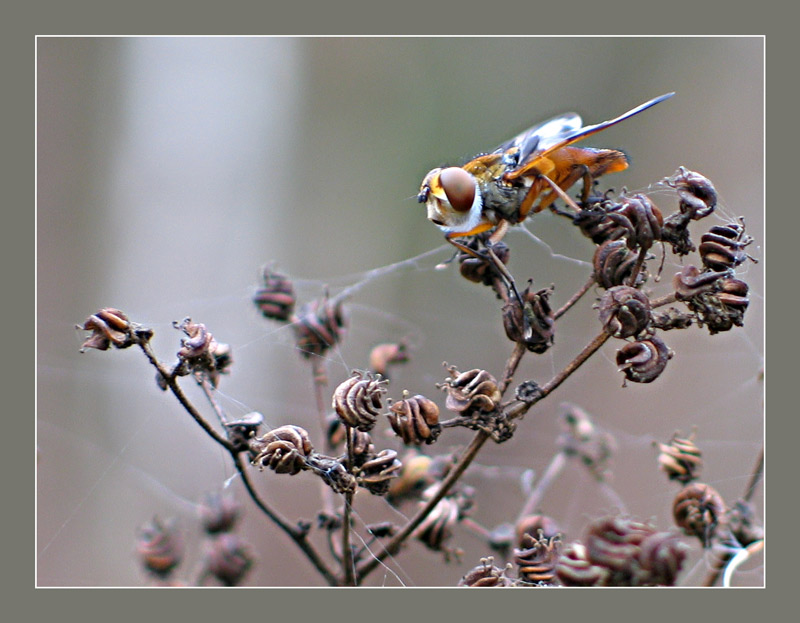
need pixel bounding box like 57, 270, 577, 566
673, 482, 727, 546
79, 308, 135, 352
556, 516, 688, 586
332, 371, 388, 432
250, 425, 313, 475
387, 394, 441, 445
656, 431, 703, 484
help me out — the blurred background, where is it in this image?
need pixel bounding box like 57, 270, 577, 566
37, 37, 763, 586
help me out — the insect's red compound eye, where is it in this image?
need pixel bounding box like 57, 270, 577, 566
439, 167, 476, 214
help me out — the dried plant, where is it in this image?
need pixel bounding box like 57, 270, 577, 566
78, 162, 761, 587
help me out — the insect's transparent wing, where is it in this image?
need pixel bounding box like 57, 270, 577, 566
493, 112, 583, 170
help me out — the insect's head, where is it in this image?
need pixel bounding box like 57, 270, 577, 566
418, 167, 482, 234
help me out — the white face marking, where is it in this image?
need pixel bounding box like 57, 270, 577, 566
427, 178, 483, 234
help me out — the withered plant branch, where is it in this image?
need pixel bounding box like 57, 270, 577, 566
649, 292, 678, 309
357, 328, 612, 582
701, 446, 764, 588
198, 375, 228, 426
743, 446, 764, 503
137, 336, 338, 585
516, 450, 569, 522
311, 356, 336, 515
341, 426, 356, 586
506, 330, 612, 421
554, 275, 597, 321
355, 430, 490, 581
627, 247, 649, 288
137, 340, 235, 452
499, 341, 527, 395
232, 453, 339, 586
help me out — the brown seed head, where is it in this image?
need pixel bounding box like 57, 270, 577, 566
387, 394, 441, 445
79, 308, 134, 351
332, 370, 388, 432
598, 285, 652, 338
673, 482, 727, 546
655, 431, 703, 484
253, 267, 296, 322
250, 425, 313, 475
616, 336, 672, 384
440, 366, 501, 416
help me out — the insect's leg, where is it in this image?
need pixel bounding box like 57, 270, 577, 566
536, 168, 587, 215
539, 175, 584, 214
445, 225, 525, 309
578, 165, 594, 206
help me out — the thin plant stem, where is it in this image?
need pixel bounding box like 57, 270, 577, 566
554, 275, 596, 320
341, 426, 356, 586
516, 451, 568, 522
137, 340, 235, 452
499, 341, 527, 395
701, 446, 764, 587
311, 356, 336, 515
137, 334, 339, 586
356, 430, 490, 581
232, 453, 340, 586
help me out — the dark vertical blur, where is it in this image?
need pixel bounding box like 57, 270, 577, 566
38, 37, 763, 586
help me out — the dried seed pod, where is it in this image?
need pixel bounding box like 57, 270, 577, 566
413, 484, 474, 562
656, 431, 703, 484
414, 496, 460, 555
555, 542, 609, 587
572, 197, 628, 245
440, 366, 501, 416
593, 239, 642, 288
514, 532, 561, 585
198, 491, 241, 535
458, 238, 511, 288
502, 283, 555, 353
458, 557, 513, 587
699, 222, 752, 271
386, 452, 442, 506
332, 370, 388, 432
293, 294, 346, 358
616, 335, 672, 384
136, 517, 182, 579
79, 308, 134, 351
663, 167, 717, 219
606, 194, 663, 252
555, 542, 611, 586
253, 267, 296, 322
673, 482, 726, 546
585, 516, 655, 585
368, 341, 409, 378
349, 429, 375, 467
557, 404, 616, 481
223, 411, 264, 452
387, 394, 442, 445
250, 425, 313, 475
726, 499, 764, 547
175, 318, 216, 361
515, 515, 562, 549
203, 534, 253, 586
632, 531, 689, 586
324, 412, 347, 450
687, 277, 750, 334
208, 341, 233, 388
357, 449, 403, 496
672, 265, 729, 300
598, 285, 652, 338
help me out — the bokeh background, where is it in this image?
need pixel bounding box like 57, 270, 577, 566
37, 37, 764, 586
